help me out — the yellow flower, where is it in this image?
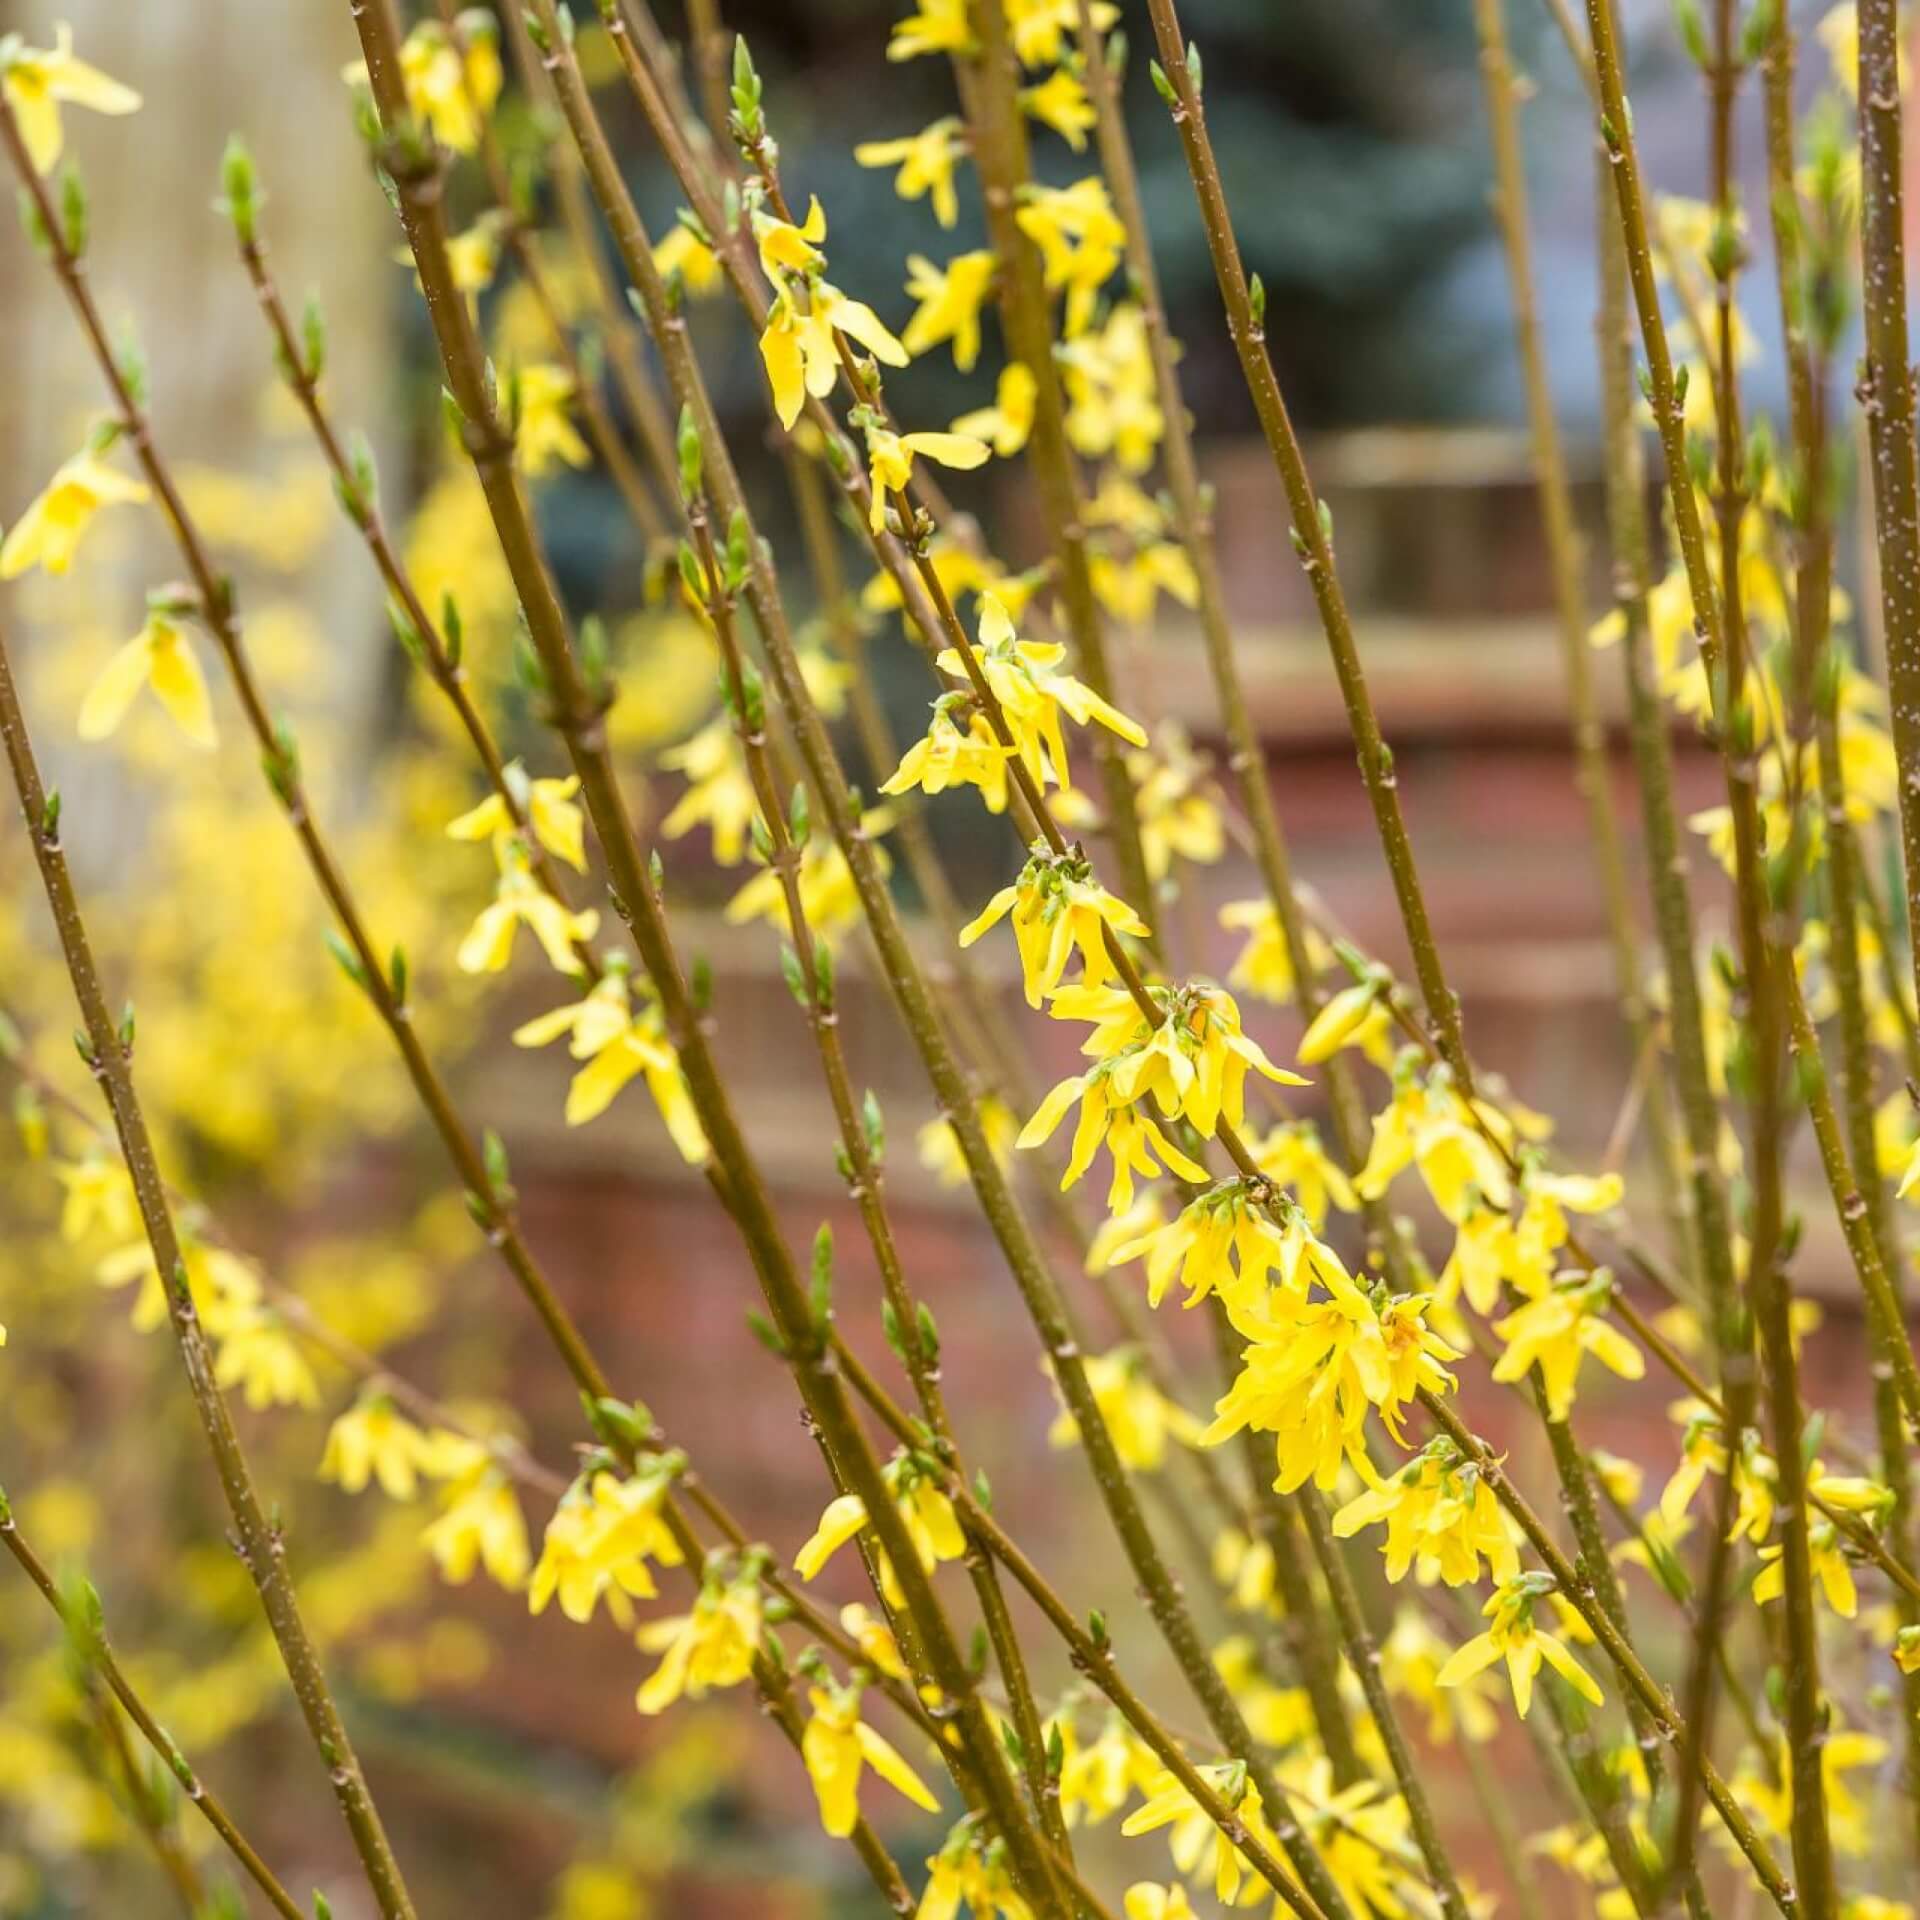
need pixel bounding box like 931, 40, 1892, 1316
456, 842, 600, 975
901, 250, 1000, 370
1015, 178, 1126, 337
319, 1393, 440, 1501
421, 1440, 531, 1591
1438, 1573, 1602, 1720
513, 364, 590, 476
883, 694, 1016, 813
953, 362, 1038, 457
660, 716, 758, 865
1491, 1271, 1644, 1421
1332, 1437, 1519, 1587
1060, 306, 1164, 467
793, 1455, 967, 1610
1109, 1178, 1314, 1311
725, 817, 891, 947
1046, 1348, 1202, 1470
940, 591, 1147, 791
529, 1459, 684, 1626
1355, 1072, 1514, 1222
918, 1823, 1035, 1920
344, 18, 501, 154
957, 845, 1149, 1006
1021, 67, 1096, 149
514, 969, 707, 1158
1, 24, 140, 175
760, 281, 908, 430
1218, 898, 1336, 1009
1205, 1264, 1457, 1490
1248, 1121, 1357, 1232
1055, 1710, 1158, 1827
888, 0, 974, 62
1736, 1721, 1886, 1858
800, 1681, 940, 1837
1, 449, 150, 579
1297, 980, 1382, 1065
1049, 978, 1306, 1140
839, 1602, 909, 1681
653, 221, 724, 297
915, 1095, 1017, 1187
1005, 0, 1119, 65
1122, 1763, 1284, 1908
863, 423, 991, 533
446, 768, 587, 871
52, 1152, 136, 1243
213, 1308, 319, 1410
1016, 1061, 1207, 1212
74, 609, 216, 750
1123, 1888, 1197, 1920
635, 1562, 763, 1714
1127, 734, 1221, 877
855, 119, 967, 228
1382, 1609, 1499, 1744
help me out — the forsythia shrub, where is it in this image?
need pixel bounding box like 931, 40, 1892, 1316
1, 3, 1920, 1919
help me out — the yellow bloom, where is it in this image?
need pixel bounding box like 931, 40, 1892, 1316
1015, 178, 1126, 337
653, 221, 724, 297
800, 1681, 940, 1837
940, 592, 1147, 792
1218, 898, 1336, 1009
1046, 1348, 1202, 1470
839, 1602, 908, 1681
74, 609, 216, 750
1355, 1073, 1515, 1223
456, 842, 600, 975
888, 0, 974, 63
421, 1440, 531, 1591
1297, 981, 1382, 1065
957, 845, 1149, 1006
855, 119, 967, 228
1055, 1710, 1158, 1827
1006, 0, 1118, 66
1332, 1437, 1519, 1587
760, 282, 908, 430
1017, 1061, 1207, 1212
901, 250, 999, 370
793, 1454, 967, 1610
1205, 1264, 1457, 1490
1, 24, 140, 176
1248, 1120, 1357, 1232
660, 715, 758, 865
1438, 1573, 1603, 1720
915, 1095, 1017, 1188
1126, 733, 1221, 877
52, 1153, 136, 1243
918, 1823, 1035, 1920
213, 1308, 319, 1410
514, 969, 707, 1159
1491, 1271, 1644, 1421
514, 364, 590, 476
1, 449, 149, 579
529, 1459, 684, 1626
1123, 1888, 1197, 1920
1109, 1178, 1318, 1311
1381, 1609, 1499, 1744
446, 768, 587, 871
635, 1562, 763, 1714
725, 816, 891, 947
953, 362, 1038, 457
344, 18, 501, 154
883, 694, 1016, 813
1021, 68, 1096, 149
319, 1394, 440, 1501
863, 423, 991, 532
1122, 1763, 1284, 1908
1060, 306, 1164, 468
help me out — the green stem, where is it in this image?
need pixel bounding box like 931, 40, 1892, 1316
0, 616, 416, 1920
0, 1500, 307, 1920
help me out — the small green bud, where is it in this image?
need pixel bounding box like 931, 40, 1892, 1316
676, 402, 703, 500
1247, 271, 1266, 331
219, 135, 259, 244
1149, 59, 1175, 106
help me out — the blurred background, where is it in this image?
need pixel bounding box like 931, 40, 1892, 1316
0, 0, 1903, 1914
